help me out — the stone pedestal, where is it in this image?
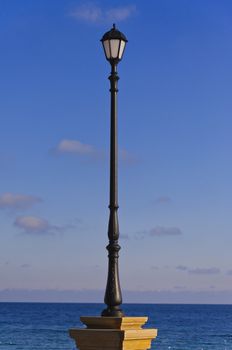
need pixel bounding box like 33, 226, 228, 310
69, 317, 157, 350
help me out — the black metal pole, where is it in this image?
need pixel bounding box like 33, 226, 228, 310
101, 63, 124, 317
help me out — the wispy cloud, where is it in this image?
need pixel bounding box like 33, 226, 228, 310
150, 226, 182, 237
56, 139, 97, 156
176, 265, 188, 271
0, 193, 42, 211
69, 3, 136, 24
20, 264, 31, 269
154, 196, 172, 204
173, 285, 186, 290
176, 265, 221, 275
54, 139, 136, 164
188, 267, 221, 275
14, 216, 71, 235
135, 226, 182, 239
105, 6, 136, 22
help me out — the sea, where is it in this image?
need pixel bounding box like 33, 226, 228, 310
0, 303, 231, 350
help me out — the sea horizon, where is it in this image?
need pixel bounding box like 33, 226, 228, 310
1, 301, 232, 305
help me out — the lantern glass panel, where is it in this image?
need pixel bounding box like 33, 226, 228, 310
103, 40, 111, 59
110, 39, 120, 58
118, 41, 126, 60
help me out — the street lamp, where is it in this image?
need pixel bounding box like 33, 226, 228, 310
101, 24, 128, 317
69, 25, 157, 350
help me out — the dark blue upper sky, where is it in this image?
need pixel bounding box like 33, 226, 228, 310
0, 0, 232, 303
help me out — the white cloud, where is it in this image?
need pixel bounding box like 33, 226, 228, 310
0, 193, 42, 210
149, 226, 182, 237
69, 3, 136, 24
56, 139, 96, 156
14, 216, 70, 235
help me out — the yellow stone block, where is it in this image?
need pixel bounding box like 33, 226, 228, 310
69, 317, 158, 350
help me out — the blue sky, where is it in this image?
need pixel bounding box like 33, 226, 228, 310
0, 0, 232, 303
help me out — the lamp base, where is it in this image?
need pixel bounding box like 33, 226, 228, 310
101, 306, 124, 317
69, 316, 158, 350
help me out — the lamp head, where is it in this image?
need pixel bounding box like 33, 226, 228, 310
101, 24, 128, 64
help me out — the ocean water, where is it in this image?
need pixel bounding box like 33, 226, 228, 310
0, 303, 231, 350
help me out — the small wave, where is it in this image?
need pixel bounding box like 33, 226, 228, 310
0, 341, 17, 346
